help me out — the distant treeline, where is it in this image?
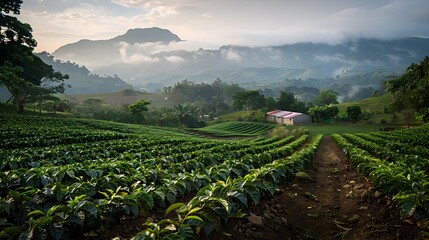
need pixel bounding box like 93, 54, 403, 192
36, 52, 132, 94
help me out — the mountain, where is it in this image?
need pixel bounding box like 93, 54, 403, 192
53, 27, 181, 68
51, 28, 429, 94
36, 52, 131, 94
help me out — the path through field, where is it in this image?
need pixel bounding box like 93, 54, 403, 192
216, 136, 420, 240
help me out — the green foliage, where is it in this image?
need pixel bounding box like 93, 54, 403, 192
174, 104, 204, 128
333, 124, 429, 230
196, 122, 275, 137
129, 99, 151, 122
314, 90, 339, 106
164, 78, 241, 116
0, 114, 324, 239
308, 105, 339, 123
233, 90, 266, 111
0, 0, 35, 48
387, 56, 429, 122
0, 2, 68, 113
36, 52, 132, 94
275, 91, 308, 113
346, 105, 362, 123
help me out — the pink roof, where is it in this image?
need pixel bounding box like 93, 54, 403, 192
266, 110, 304, 119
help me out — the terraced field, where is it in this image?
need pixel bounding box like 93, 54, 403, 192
195, 121, 276, 137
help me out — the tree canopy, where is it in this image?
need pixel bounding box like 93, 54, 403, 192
346, 105, 362, 124
314, 90, 340, 106
0, 0, 68, 113
387, 56, 429, 122
276, 91, 307, 113
309, 105, 339, 123
233, 90, 266, 111
128, 99, 151, 116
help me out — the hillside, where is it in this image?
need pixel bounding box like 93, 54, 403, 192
50, 28, 429, 93
36, 52, 131, 94
335, 94, 393, 114
52, 27, 182, 68
67, 90, 177, 108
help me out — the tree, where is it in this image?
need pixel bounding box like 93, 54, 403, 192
174, 104, 203, 128
314, 90, 340, 106
309, 105, 339, 123
233, 90, 265, 111
276, 91, 295, 110
1, 1, 68, 113
1, 0, 36, 48
275, 91, 308, 113
386, 56, 429, 122
346, 105, 362, 124
128, 99, 151, 122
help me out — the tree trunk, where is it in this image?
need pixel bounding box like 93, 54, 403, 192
16, 101, 24, 114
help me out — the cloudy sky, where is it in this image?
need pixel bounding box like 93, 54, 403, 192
18, 0, 429, 53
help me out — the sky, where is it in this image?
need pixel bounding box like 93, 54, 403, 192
17, 0, 429, 53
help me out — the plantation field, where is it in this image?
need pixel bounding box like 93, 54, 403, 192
333, 124, 429, 227
0, 114, 322, 239
195, 121, 276, 137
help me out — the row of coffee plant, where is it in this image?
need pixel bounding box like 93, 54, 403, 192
0, 114, 316, 239
332, 124, 429, 229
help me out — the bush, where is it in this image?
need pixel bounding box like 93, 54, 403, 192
271, 126, 290, 139
380, 119, 387, 124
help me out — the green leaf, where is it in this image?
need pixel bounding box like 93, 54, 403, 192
162, 234, 185, 240
229, 209, 247, 219
184, 215, 204, 227
80, 202, 98, 217
201, 212, 222, 236
227, 191, 248, 207
128, 203, 139, 217
165, 202, 186, 216
27, 210, 45, 218
177, 225, 194, 239
66, 170, 75, 179
400, 201, 417, 218
66, 213, 83, 226
245, 189, 261, 205
187, 207, 202, 215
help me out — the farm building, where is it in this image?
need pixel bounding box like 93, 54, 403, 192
266, 110, 312, 125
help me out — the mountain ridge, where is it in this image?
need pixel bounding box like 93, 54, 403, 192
50, 28, 429, 94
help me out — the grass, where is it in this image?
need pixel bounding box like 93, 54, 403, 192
284, 122, 405, 136
195, 121, 276, 137
57, 91, 177, 109
213, 110, 266, 123
335, 94, 393, 114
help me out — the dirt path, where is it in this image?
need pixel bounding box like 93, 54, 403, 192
216, 136, 420, 240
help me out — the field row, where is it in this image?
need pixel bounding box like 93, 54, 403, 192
0, 115, 321, 239
333, 124, 429, 228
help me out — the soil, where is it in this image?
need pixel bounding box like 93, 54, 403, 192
98, 136, 422, 239
210, 136, 421, 240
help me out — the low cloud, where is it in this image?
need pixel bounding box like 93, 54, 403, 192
164, 55, 185, 63
314, 54, 347, 63
118, 42, 160, 64
221, 48, 242, 61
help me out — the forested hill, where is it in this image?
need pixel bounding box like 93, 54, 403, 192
36, 52, 132, 94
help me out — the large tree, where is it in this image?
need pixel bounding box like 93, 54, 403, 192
0, 0, 68, 113
314, 90, 340, 106
276, 91, 308, 113
386, 56, 429, 122
346, 105, 362, 124
128, 99, 151, 122
309, 105, 339, 123
233, 90, 266, 111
